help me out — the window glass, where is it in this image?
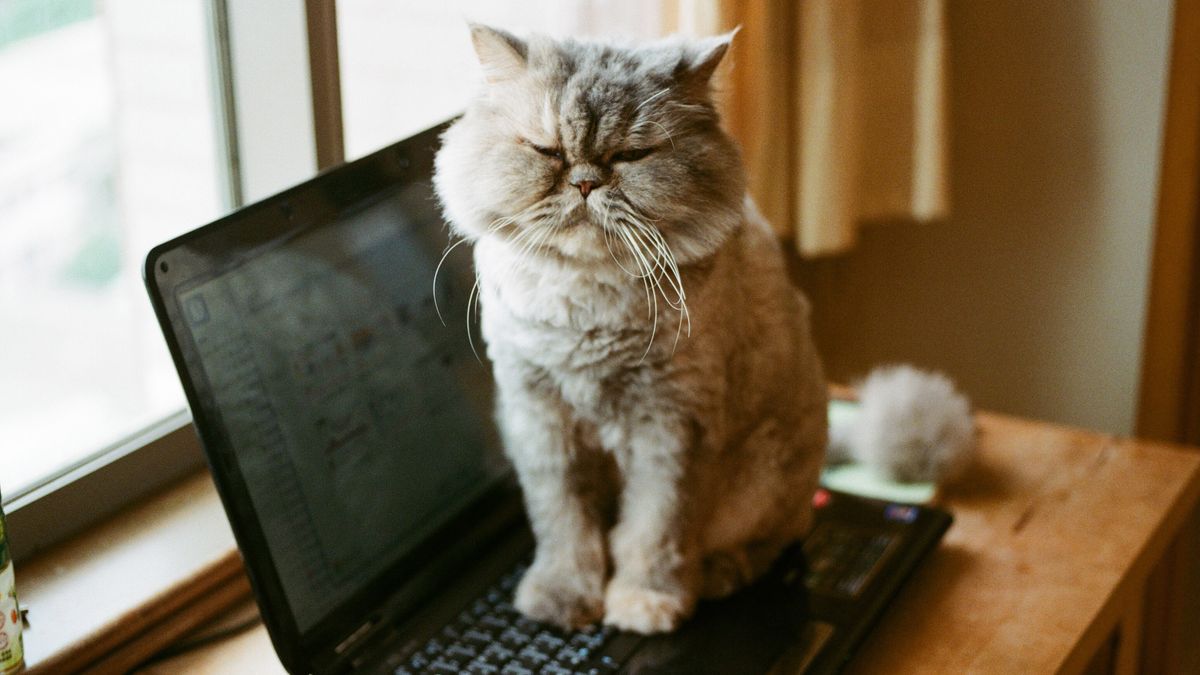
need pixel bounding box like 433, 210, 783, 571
337, 0, 667, 160
0, 0, 223, 497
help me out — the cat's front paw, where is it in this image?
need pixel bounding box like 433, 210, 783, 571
513, 564, 605, 630
602, 580, 692, 634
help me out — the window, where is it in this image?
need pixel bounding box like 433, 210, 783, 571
337, 0, 668, 160
0, 0, 223, 501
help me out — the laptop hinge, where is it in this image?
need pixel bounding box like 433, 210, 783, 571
334, 619, 375, 656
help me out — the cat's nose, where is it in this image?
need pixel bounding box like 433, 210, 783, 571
569, 166, 607, 198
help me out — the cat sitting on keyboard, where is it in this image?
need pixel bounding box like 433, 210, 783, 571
433, 25, 972, 635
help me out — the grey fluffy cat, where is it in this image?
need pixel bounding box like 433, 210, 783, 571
433, 26, 961, 635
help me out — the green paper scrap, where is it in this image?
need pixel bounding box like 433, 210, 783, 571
827, 399, 859, 431
820, 464, 936, 504
821, 398, 937, 504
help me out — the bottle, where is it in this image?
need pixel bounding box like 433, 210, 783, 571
0, 491, 24, 675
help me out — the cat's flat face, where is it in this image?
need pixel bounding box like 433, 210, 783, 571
435, 26, 745, 268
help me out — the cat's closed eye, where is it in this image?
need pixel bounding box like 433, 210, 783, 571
611, 147, 654, 163
522, 139, 565, 162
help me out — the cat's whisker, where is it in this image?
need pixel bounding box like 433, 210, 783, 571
432, 235, 472, 326
649, 235, 693, 340
487, 216, 512, 231
625, 220, 685, 310
612, 218, 655, 321
498, 223, 546, 285
487, 210, 525, 232
639, 237, 691, 352
602, 202, 644, 279
524, 222, 558, 268
528, 216, 559, 269
632, 221, 687, 305
623, 226, 656, 321
635, 87, 671, 112
623, 223, 670, 286
614, 224, 672, 355
672, 303, 691, 352
487, 200, 547, 235
625, 218, 691, 342
466, 274, 484, 364
499, 216, 562, 297
613, 226, 656, 330
615, 216, 669, 292
522, 219, 558, 263
608, 187, 663, 225
616, 226, 659, 362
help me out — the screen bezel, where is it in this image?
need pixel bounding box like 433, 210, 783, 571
143, 122, 521, 674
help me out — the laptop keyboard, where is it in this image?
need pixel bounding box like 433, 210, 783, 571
391, 562, 621, 675
390, 515, 905, 674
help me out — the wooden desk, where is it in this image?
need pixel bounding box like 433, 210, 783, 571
849, 412, 1200, 674
141, 411, 1200, 674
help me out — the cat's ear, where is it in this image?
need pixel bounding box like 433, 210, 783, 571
469, 23, 528, 84
678, 28, 739, 91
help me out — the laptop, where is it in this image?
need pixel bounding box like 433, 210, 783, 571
144, 122, 952, 675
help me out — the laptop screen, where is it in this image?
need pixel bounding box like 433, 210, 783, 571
172, 179, 506, 633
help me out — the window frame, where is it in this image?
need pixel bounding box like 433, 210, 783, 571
5, 414, 204, 561
4, 0, 346, 563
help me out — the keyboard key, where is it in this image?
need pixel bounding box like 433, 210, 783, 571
568, 632, 606, 651
481, 643, 516, 664
427, 659, 461, 675
501, 663, 535, 675
424, 639, 447, 656
446, 643, 480, 661
463, 628, 495, 647
532, 632, 565, 651
513, 617, 541, 634
517, 646, 551, 665
499, 627, 532, 648
434, 655, 467, 668
555, 645, 589, 666
467, 660, 501, 674
479, 613, 510, 630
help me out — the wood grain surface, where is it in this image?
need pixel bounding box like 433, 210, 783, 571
847, 412, 1200, 674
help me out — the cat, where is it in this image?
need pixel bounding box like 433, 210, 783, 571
433, 25, 970, 635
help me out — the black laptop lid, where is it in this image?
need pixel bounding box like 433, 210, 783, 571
144, 123, 514, 673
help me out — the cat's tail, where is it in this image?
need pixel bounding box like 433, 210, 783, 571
827, 365, 977, 484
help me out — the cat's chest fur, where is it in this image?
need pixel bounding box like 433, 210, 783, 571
474, 238, 672, 409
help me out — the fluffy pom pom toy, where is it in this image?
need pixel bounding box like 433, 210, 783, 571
829, 365, 976, 484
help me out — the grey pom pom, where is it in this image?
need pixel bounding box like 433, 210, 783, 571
849, 365, 976, 483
